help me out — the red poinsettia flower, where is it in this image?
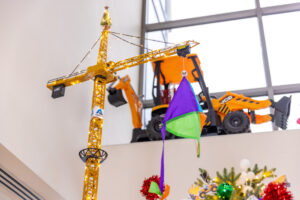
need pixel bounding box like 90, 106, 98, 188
140, 175, 162, 200
262, 182, 293, 200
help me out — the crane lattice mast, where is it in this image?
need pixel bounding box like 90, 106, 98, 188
46, 7, 199, 200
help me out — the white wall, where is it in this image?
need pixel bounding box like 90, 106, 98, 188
0, 0, 142, 199
0, 144, 64, 200
99, 130, 300, 200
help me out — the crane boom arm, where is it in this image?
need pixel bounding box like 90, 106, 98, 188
107, 40, 199, 73
46, 40, 199, 91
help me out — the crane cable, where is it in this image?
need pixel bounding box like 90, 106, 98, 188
109, 31, 175, 46
68, 35, 101, 76
109, 32, 152, 51
68, 31, 173, 76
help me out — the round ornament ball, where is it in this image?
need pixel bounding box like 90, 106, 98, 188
247, 171, 255, 180
241, 171, 248, 179
217, 183, 233, 200
240, 159, 251, 171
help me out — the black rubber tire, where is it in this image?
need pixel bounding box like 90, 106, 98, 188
146, 115, 175, 140
131, 129, 151, 143
222, 111, 250, 134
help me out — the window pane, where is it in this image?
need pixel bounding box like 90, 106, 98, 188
147, 0, 167, 24
147, 0, 158, 24
167, 18, 266, 93
260, 0, 300, 7
275, 93, 300, 130
249, 96, 273, 133
143, 31, 167, 100
142, 108, 153, 129
263, 12, 300, 86
251, 121, 273, 133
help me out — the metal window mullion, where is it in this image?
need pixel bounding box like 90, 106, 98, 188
146, 9, 257, 32
255, 0, 277, 130
138, 0, 147, 96
140, 0, 150, 128
145, 2, 300, 32
255, 0, 274, 99
262, 2, 300, 16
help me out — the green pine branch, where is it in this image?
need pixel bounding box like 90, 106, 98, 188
195, 168, 212, 187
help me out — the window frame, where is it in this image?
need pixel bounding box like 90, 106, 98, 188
139, 0, 300, 130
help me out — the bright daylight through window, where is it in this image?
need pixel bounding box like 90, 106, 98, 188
142, 0, 300, 133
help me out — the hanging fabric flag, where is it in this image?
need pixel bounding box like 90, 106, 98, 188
159, 76, 207, 193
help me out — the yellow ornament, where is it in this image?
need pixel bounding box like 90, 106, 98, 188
101, 6, 112, 27
214, 176, 221, 183
263, 171, 273, 177
274, 175, 286, 184
189, 185, 200, 196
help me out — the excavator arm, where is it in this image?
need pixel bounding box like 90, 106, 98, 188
107, 75, 143, 129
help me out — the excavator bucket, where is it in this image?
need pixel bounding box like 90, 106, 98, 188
274, 96, 291, 130
108, 88, 127, 107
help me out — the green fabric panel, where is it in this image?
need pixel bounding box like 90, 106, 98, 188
166, 111, 201, 139
148, 181, 162, 195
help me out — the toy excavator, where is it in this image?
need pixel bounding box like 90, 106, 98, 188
107, 75, 149, 141
108, 54, 291, 142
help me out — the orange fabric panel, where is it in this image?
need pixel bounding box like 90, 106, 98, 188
161, 185, 170, 200
152, 54, 202, 84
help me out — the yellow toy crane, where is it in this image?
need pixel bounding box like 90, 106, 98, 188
46, 7, 199, 200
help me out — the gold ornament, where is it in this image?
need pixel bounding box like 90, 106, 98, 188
101, 6, 112, 27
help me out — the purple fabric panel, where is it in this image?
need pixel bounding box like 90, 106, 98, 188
162, 77, 200, 125
159, 126, 166, 193
159, 135, 165, 193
